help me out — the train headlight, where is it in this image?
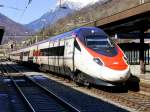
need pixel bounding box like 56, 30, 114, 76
93, 58, 103, 66
123, 56, 129, 64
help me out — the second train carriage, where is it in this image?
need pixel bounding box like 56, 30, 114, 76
9, 27, 131, 86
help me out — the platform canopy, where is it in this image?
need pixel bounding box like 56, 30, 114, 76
83, 2, 150, 35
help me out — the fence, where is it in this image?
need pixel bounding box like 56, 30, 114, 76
119, 43, 150, 65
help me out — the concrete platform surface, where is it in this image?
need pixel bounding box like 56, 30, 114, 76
130, 65, 150, 84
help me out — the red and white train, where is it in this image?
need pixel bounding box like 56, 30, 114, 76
9, 27, 131, 86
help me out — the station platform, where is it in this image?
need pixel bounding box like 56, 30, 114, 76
130, 65, 150, 84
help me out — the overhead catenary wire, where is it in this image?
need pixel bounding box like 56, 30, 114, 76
0, 4, 23, 11
20, 0, 32, 18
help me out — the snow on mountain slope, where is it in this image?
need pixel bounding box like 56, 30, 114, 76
26, 6, 74, 31
26, 0, 107, 31
60, 0, 103, 9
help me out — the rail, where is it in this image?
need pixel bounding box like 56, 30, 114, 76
2, 62, 80, 112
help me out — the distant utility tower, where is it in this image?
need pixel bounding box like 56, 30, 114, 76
59, 0, 63, 7
59, 0, 67, 9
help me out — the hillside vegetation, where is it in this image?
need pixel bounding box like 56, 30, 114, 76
0, 13, 34, 43
29, 0, 150, 43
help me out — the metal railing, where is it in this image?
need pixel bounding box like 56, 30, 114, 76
119, 43, 150, 65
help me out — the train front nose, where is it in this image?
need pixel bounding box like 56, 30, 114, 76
100, 67, 131, 82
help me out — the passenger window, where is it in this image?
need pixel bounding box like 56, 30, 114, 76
74, 40, 81, 51
59, 46, 64, 56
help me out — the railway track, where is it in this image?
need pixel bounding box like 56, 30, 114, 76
43, 73, 150, 112
1, 61, 129, 112
1, 61, 150, 112
10, 75, 79, 112
1, 62, 80, 112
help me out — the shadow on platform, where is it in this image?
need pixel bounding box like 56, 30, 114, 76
92, 74, 140, 93
125, 74, 140, 92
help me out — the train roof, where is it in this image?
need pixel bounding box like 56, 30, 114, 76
12, 27, 104, 52
49, 27, 104, 41
35, 27, 104, 44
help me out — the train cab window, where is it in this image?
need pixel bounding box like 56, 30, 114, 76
74, 40, 81, 51
86, 35, 114, 49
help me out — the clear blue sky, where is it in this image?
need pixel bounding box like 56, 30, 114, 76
0, 0, 57, 24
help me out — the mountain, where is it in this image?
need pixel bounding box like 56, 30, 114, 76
26, 5, 74, 32
0, 13, 33, 43
61, 0, 105, 9
39, 0, 138, 37
26, 0, 107, 31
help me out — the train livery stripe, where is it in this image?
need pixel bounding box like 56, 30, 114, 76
76, 38, 128, 71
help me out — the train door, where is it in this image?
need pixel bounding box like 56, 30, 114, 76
54, 41, 59, 73
33, 46, 38, 63
59, 39, 65, 75
48, 42, 53, 72
29, 47, 33, 63
53, 41, 57, 72
51, 42, 55, 72
38, 41, 49, 69
48, 41, 50, 71
20, 52, 23, 62
64, 38, 75, 75
57, 40, 60, 74
29, 45, 37, 63
25, 48, 30, 62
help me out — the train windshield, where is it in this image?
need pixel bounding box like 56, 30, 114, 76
77, 28, 117, 56
85, 35, 115, 49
